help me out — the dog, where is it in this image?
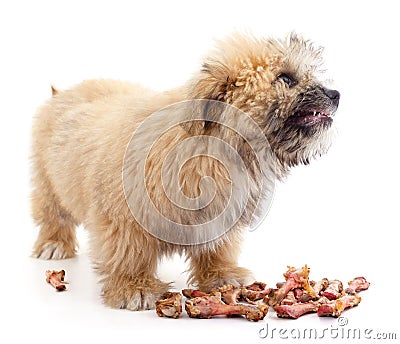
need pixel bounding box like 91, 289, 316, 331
31, 33, 339, 310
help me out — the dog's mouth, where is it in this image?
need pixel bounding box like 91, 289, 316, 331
286, 109, 333, 127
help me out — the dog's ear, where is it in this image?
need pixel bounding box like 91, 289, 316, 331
182, 61, 235, 135
51, 85, 59, 96
192, 61, 233, 100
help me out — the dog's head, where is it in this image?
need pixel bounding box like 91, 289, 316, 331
185, 33, 339, 171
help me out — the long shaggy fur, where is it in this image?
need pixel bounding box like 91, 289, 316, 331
31, 33, 338, 310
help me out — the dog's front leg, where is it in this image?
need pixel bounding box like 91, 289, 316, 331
187, 237, 254, 291
87, 215, 170, 310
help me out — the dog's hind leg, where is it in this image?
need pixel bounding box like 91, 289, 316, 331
31, 164, 78, 259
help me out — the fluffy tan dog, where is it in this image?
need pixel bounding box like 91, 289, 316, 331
31, 33, 339, 310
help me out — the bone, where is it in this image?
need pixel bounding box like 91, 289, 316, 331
45, 270, 68, 291
185, 292, 268, 321
317, 294, 362, 317
345, 277, 370, 294
155, 292, 182, 318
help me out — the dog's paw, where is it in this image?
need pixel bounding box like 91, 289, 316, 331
32, 241, 76, 260
220, 266, 254, 286
102, 276, 170, 311
197, 266, 254, 291
125, 290, 160, 311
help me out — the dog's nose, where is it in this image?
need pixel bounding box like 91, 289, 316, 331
323, 88, 340, 107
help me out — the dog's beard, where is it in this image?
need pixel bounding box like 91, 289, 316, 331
271, 121, 334, 168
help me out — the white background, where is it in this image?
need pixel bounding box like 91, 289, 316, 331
1, 0, 399, 343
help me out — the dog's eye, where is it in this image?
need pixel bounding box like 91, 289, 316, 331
277, 73, 297, 88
